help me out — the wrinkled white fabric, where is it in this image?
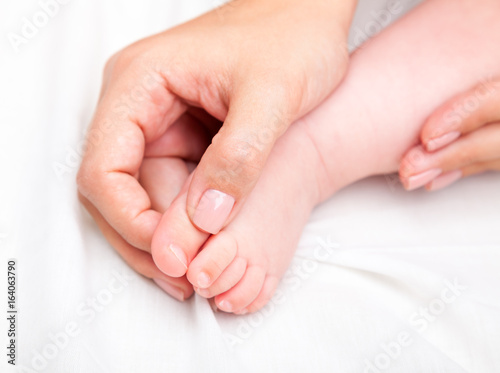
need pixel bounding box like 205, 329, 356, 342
1, 0, 499, 372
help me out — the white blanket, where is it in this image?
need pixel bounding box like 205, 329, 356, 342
1, 0, 499, 372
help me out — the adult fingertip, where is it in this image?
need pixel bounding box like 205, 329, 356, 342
153, 278, 186, 302
425, 170, 463, 191
192, 189, 235, 234
426, 131, 461, 152
186, 135, 266, 234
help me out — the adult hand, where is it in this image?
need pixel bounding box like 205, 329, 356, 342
79, 109, 213, 301
77, 0, 357, 269
400, 77, 500, 191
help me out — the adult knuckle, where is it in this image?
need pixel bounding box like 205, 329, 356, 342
76, 161, 97, 198
104, 45, 145, 78
76, 165, 88, 193
217, 139, 263, 182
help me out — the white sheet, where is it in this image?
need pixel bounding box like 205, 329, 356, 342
1, 0, 499, 372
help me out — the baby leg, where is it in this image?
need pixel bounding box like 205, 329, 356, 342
153, 0, 500, 312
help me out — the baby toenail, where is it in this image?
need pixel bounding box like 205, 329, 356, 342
197, 272, 211, 288
169, 244, 187, 270
236, 309, 248, 315
218, 300, 233, 312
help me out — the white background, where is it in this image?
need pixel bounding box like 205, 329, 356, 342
1, 0, 499, 372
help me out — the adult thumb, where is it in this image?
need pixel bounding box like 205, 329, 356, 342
186, 87, 293, 234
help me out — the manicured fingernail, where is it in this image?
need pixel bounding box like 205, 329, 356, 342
218, 300, 233, 312
153, 279, 185, 301
197, 272, 211, 288
404, 168, 442, 191
426, 131, 460, 152
427, 170, 462, 191
169, 244, 187, 270
193, 189, 235, 234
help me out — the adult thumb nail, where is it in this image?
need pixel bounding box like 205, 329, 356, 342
192, 189, 235, 234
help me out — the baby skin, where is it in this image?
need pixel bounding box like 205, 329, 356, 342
149, 0, 500, 313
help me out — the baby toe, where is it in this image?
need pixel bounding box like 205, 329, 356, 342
187, 232, 238, 289
151, 180, 210, 277
195, 256, 247, 298
215, 265, 266, 313
242, 276, 280, 314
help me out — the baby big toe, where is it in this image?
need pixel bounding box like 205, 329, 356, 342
151, 187, 210, 277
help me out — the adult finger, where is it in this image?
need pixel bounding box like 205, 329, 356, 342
77, 53, 187, 252
139, 157, 193, 213
144, 112, 211, 161
79, 193, 193, 301
185, 82, 294, 234
425, 159, 500, 191
400, 123, 500, 190
421, 77, 500, 151
460, 159, 500, 176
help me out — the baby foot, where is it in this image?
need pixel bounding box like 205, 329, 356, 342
151, 123, 329, 313
151, 63, 396, 313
